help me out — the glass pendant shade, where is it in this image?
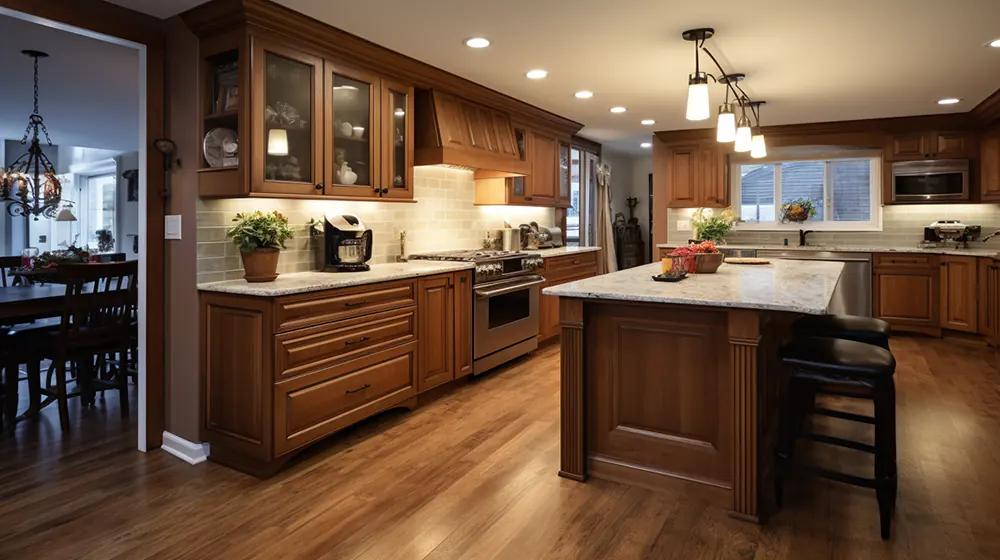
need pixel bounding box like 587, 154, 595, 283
751, 130, 767, 159
716, 103, 736, 142
267, 129, 289, 156
686, 73, 710, 121
734, 115, 753, 152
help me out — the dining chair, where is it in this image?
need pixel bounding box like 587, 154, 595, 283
0, 256, 22, 288
5, 262, 137, 431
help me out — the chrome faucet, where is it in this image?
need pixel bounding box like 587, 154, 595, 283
798, 229, 815, 247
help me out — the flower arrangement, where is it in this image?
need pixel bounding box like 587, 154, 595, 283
669, 240, 720, 257
669, 241, 723, 274
226, 210, 295, 253
690, 208, 737, 243
33, 246, 90, 270
780, 198, 817, 223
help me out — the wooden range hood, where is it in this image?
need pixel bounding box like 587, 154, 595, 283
415, 89, 532, 176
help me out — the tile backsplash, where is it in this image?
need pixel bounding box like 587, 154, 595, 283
196, 166, 555, 283
667, 204, 1000, 247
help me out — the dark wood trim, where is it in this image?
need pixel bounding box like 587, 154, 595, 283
182, 0, 582, 137
0, 0, 167, 449
571, 135, 602, 157
972, 86, 1000, 128
728, 309, 761, 523
558, 297, 585, 481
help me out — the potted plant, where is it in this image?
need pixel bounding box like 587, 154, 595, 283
96, 229, 115, 253
780, 198, 817, 223
226, 210, 295, 282
691, 208, 737, 243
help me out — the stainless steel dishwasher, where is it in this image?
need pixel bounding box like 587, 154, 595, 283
755, 250, 872, 316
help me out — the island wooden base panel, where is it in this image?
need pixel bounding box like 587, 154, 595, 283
2, 337, 999, 558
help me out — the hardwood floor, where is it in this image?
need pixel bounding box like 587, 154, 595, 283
1, 336, 999, 559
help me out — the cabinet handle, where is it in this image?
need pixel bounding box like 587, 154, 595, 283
572, 259, 581, 264
525, 196, 533, 201
344, 336, 370, 345
460, 276, 466, 284
345, 383, 371, 395
345, 300, 369, 307
381, 188, 389, 195
315, 183, 324, 191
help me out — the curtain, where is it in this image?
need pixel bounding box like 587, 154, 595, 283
595, 162, 617, 274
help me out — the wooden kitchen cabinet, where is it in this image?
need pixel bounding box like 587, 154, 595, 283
981, 129, 1000, 202
558, 140, 572, 206
983, 258, 1000, 345
417, 275, 454, 392
454, 270, 473, 378
473, 128, 572, 208
886, 131, 978, 160
525, 131, 558, 204
940, 256, 978, 333
873, 253, 941, 336
538, 251, 601, 341
658, 139, 728, 208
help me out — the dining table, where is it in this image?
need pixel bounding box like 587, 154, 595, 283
0, 284, 69, 323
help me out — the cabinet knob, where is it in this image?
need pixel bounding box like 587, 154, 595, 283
381, 188, 389, 195
315, 183, 324, 191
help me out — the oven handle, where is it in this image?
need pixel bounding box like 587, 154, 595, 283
475, 278, 545, 299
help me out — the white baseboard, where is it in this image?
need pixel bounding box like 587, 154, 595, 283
161, 431, 211, 465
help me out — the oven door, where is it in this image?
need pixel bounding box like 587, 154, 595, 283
474, 275, 543, 359
892, 160, 969, 202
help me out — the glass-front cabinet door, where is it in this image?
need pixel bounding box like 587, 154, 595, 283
325, 62, 380, 198
251, 38, 323, 195
558, 140, 571, 206
381, 79, 414, 199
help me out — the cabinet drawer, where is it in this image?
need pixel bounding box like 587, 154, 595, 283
546, 251, 597, 272
274, 342, 417, 456
275, 308, 416, 381
275, 280, 416, 332
873, 253, 938, 268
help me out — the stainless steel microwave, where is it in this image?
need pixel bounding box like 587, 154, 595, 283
891, 159, 969, 202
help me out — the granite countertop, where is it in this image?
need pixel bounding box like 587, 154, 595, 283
533, 246, 602, 257
543, 259, 844, 315
656, 243, 1000, 258
197, 261, 475, 297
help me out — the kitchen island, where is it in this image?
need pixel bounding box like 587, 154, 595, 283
543, 259, 844, 522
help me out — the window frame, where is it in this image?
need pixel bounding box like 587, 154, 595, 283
730, 151, 883, 232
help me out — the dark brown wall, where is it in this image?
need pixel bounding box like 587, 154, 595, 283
164, 17, 202, 442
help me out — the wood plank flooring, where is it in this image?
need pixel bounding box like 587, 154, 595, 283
2, 336, 1000, 559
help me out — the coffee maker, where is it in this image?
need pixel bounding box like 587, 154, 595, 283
324, 214, 372, 272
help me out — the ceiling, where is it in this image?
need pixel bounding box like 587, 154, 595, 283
0, 13, 139, 152
115, 0, 1000, 156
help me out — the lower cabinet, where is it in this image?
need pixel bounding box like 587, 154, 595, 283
872, 253, 941, 335
984, 259, 1000, 345
539, 250, 602, 342
940, 256, 978, 333
201, 271, 471, 477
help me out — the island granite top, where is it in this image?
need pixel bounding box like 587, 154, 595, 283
197, 261, 475, 297
543, 259, 844, 315
657, 243, 1000, 258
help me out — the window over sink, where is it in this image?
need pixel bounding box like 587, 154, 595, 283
731, 150, 882, 231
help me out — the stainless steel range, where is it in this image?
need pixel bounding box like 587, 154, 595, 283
409, 250, 544, 374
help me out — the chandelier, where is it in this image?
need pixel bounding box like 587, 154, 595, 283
0, 50, 62, 220
682, 29, 768, 159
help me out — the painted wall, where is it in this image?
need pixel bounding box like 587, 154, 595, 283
196, 167, 556, 283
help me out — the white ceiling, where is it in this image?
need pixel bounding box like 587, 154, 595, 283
115, 0, 1000, 156
0, 14, 140, 152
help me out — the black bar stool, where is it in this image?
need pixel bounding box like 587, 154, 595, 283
777, 336, 897, 540
792, 314, 891, 349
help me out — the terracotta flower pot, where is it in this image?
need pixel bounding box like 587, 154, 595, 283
241, 247, 280, 282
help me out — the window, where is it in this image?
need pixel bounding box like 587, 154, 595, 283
732, 153, 881, 231
568, 146, 600, 245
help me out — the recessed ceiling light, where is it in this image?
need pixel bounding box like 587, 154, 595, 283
610, 106, 627, 113
987, 38, 1000, 48
640, 142, 652, 148
937, 98, 962, 105
525, 69, 548, 79
574, 90, 594, 99
464, 37, 490, 49
641, 119, 656, 126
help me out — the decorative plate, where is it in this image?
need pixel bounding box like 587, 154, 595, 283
203, 127, 238, 168
651, 272, 687, 282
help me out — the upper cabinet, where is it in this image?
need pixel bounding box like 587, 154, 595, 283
886, 131, 978, 161
656, 139, 729, 209
195, 32, 415, 201
472, 127, 572, 207
981, 129, 1000, 202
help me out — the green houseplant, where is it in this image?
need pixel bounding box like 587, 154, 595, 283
691, 208, 737, 243
226, 210, 295, 282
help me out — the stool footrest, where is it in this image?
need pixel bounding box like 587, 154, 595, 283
800, 432, 877, 454
816, 387, 873, 400
813, 407, 876, 425
799, 464, 878, 489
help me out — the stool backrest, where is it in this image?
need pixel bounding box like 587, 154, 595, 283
0, 256, 21, 287
54, 262, 138, 351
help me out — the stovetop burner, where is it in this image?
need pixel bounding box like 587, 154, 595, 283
409, 249, 532, 262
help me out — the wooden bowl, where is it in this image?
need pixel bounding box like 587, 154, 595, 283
692, 252, 724, 273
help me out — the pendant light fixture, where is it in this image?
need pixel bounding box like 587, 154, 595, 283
682, 28, 714, 121
747, 101, 768, 159
715, 74, 743, 143
0, 51, 62, 220
734, 113, 753, 153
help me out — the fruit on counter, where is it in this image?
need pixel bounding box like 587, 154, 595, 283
669, 241, 720, 257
